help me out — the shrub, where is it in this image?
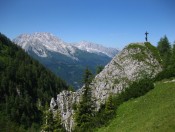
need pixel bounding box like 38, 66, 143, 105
154, 67, 175, 81
119, 78, 154, 102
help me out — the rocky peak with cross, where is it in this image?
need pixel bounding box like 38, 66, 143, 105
50, 42, 162, 131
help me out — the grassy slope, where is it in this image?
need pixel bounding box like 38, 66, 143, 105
97, 80, 175, 132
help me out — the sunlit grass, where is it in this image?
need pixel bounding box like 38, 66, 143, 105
97, 80, 175, 132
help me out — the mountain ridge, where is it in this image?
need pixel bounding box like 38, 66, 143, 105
74, 41, 118, 58
13, 32, 119, 58
13, 32, 119, 89
13, 32, 77, 59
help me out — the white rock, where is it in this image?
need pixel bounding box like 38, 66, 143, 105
50, 43, 162, 131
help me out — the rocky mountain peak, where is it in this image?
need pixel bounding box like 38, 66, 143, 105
74, 41, 119, 58
14, 32, 119, 58
50, 42, 162, 131
13, 32, 119, 88
13, 32, 77, 58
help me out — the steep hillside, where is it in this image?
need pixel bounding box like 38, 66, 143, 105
14, 32, 119, 89
29, 47, 111, 89
0, 33, 68, 131
97, 79, 175, 132
50, 42, 162, 131
90, 42, 162, 109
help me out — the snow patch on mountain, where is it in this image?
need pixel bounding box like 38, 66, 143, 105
74, 41, 119, 58
13, 32, 77, 59
13, 32, 119, 59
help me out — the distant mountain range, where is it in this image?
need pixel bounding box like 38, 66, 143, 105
13, 32, 119, 89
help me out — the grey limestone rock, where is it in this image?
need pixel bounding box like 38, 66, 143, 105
50, 42, 162, 131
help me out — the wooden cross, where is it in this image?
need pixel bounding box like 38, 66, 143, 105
145, 31, 149, 42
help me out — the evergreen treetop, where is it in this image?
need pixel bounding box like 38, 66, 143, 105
157, 35, 171, 68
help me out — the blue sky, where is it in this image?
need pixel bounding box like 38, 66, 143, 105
0, 0, 175, 49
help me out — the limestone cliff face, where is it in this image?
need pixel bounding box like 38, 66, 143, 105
50, 42, 162, 131
50, 88, 84, 131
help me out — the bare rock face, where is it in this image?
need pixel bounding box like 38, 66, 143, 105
90, 43, 162, 109
50, 89, 84, 131
50, 42, 162, 131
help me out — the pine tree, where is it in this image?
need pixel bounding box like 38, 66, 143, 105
53, 110, 65, 132
105, 94, 114, 112
75, 68, 95, 130
41, 104, 54, 132
83, 68, 93, 87
170, 42, 175, 67
157, 35, 171, 68
105, 94, 114, 119
96, 65, 104, 74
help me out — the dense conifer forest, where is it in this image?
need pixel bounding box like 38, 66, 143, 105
0, 33, 68, 131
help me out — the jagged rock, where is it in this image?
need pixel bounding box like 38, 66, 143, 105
50, 98, 57, 110
50, 42, 162, 131
52, 89, 84, 131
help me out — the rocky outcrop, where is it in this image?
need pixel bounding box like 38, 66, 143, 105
50, 42, 162, 131
50, 88, 84, 131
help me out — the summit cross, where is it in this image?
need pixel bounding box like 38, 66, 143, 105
145, 31, 149, 42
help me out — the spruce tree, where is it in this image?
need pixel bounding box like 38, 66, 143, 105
157, 35, 171, 68
96, 65, 104, 75
75, 68, 95, 130
170, 42, 175, 67
105, 94, 115, 119
53, 110, 65, 132
41, 104, 54, 132
105, 94, 114, 112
